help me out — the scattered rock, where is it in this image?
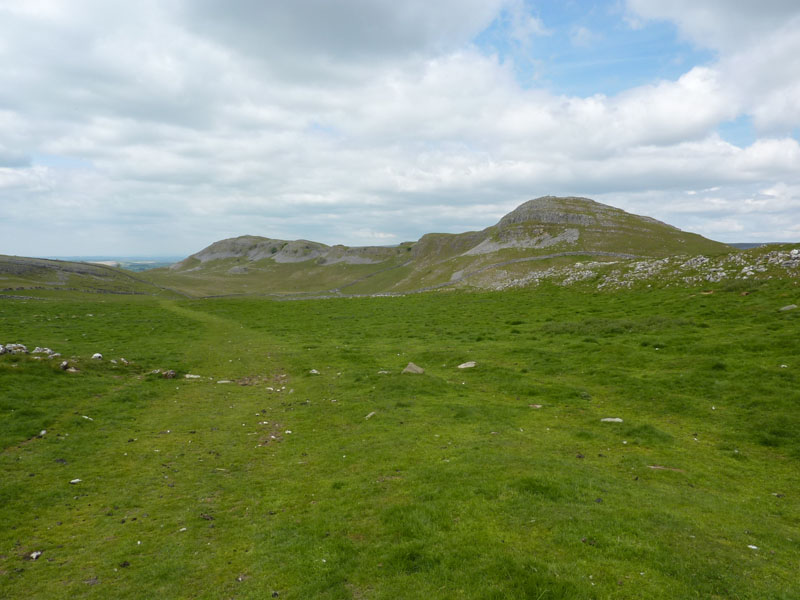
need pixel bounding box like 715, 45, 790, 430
601, 417, 623, 423
66, 367, 79, 373
4, 343, 28, 354
38, 430, 46, 438
529, 404, 542, 409
402, 362, 424, 374
576, 453, 585, 459
69, 478, 82, 484
163, 370, 177, 379
119, 561, 130, 568
91, 353, 103, 360
184, 374, 201, 379
84, 577, 99, 586
365, 411, 376, 420
377, 370, 390, 374
309, 369, 320, 375
29, 551, 42, 560
780, 304, 797, 311
457, 361, 476, 369
748, 545, 758, 550
216, 379, 232, 384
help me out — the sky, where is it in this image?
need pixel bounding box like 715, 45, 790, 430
1, 0, 799, 257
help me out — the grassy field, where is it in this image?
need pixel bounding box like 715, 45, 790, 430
1, 279, 799, 599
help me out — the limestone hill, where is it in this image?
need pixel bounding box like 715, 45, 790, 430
148, 196, 733, 296
0, 255, 169, 296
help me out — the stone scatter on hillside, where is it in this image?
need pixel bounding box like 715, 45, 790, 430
494, 247, 800, 291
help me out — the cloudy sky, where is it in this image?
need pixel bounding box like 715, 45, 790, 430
1, 0, 799, 257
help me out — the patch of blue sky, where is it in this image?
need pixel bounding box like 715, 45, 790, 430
717, 115, 756, 148
474, 0, 714, 97
33, 153, 94, 169
307, 120, 342, 139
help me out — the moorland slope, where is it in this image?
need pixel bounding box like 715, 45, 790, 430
144, 196, 733, 296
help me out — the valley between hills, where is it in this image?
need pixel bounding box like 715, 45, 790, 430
1, 196, 799, 599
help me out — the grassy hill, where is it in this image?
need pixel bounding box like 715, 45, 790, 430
142, 197, 733, 297
1, 275, 798, 598
0, 255, 175, 297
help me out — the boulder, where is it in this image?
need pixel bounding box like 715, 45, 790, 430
402, 362, 424, 374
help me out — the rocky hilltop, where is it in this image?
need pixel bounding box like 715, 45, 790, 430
150, 196, 737, 295
3, 196, 797, 297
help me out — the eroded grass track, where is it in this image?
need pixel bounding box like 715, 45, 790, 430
1, 283, 799, 599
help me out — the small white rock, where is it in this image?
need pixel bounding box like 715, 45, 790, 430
747, 545, 758, 550
285, 430, 292, 434
309, 369, 320, 375
30, 551, 42, 560
69, 478, 81, 484
457, 361, 477, 369
91, 353, 103, 360
365, 411, 376, 420
601, 418, 623, 423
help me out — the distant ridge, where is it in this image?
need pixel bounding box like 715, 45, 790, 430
5, 196, 798, 297
728, 243, 785, 249
150, 196, 733, 295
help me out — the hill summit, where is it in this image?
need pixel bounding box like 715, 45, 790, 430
155, 196, 732, 296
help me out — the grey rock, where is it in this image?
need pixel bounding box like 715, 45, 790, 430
457, 361, 477, 369
91, 353, 103, 360
163, 370, 177, 379
601, 417, 624, 423
779, 304, 797, 311
402, 362, 424, 374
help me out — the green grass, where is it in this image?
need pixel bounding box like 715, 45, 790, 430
1, 280, 799, 598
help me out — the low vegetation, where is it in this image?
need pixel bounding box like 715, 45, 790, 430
2, 276, 798, 598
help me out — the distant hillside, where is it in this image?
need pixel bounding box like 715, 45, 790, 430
0, 255, 173, 296
144, 196, 734, 296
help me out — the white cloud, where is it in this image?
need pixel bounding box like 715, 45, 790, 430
0, 1, 798, 255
